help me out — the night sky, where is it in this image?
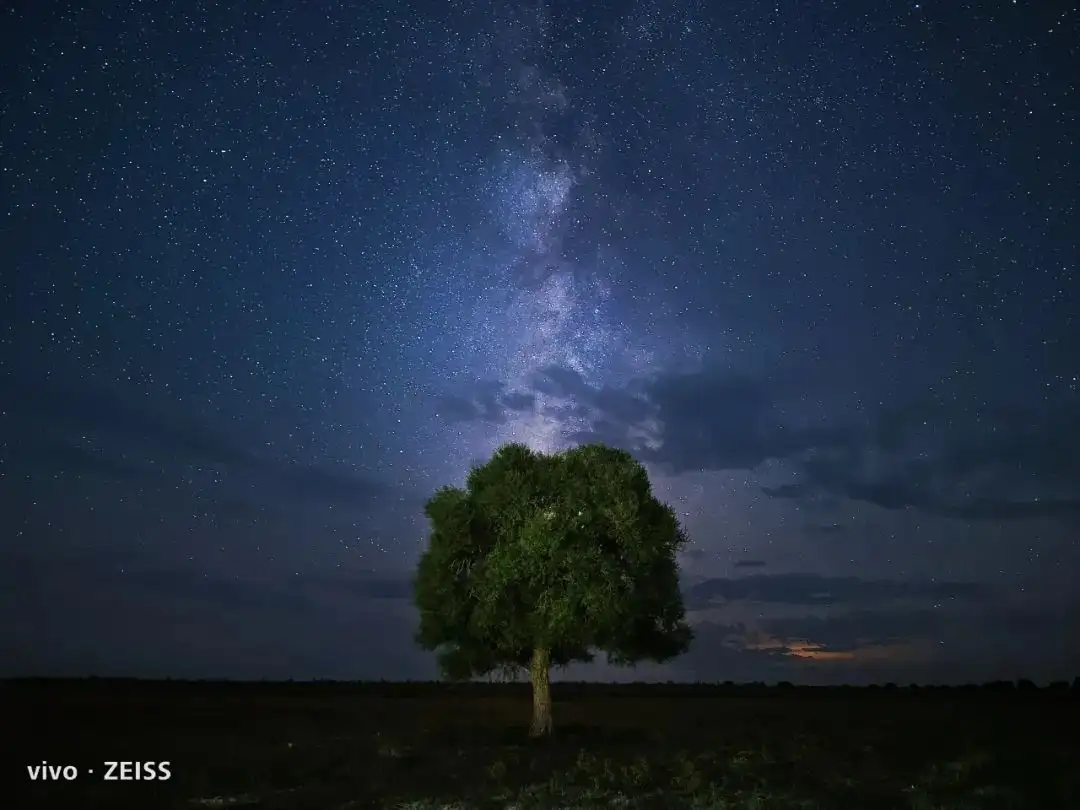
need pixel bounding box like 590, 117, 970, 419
3, 1, 1077, 684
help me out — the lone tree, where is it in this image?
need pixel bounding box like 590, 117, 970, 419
413, 442, 692, 736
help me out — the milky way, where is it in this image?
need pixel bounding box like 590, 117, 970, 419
408, 6, 678, 469
3, 0, 1078, 682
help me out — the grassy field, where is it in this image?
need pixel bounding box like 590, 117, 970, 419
6, 679, 1078, 809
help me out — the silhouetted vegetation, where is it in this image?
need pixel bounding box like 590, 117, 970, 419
9, 677, 1079, 809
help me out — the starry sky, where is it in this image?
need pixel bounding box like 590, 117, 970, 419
3, 0, 1078, 684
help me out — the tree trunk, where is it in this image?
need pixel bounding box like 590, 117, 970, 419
528, 646, 553, 737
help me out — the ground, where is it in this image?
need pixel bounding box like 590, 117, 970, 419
7, 679, 1079, 809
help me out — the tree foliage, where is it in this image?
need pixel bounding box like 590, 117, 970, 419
412, 442, 693, 683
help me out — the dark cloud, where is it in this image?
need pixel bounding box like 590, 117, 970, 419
472, 380, 515, 423
678, 603, 1080, 685
17, 439, 165, 483
673, 622, 809, 683
8, 558, 292, 620
803, 523, 848, 536
641, 371, 786, 471
762, 609, 944, 652
558, 365, 846, 473
8, 379, 407, 512
5, 550, 414, 614
530, 365, 593, 399
884, 402, 1078, 481
793, 448, 1078, 523
808, 475, 927, 512
687, 573, 986, 609
13, 378, 259, 469
1, 552, 424, 679
301, 570, 415, 601
590, 384, 653, 425
435, 366, 656, 453
936, 499, 1080, 521
6, 0, 1076, 688
5, 545, 1074, 684
265, 459, 402, 506
434, 380, 540, 424
500, 390, 537, 412
529, 366, 654, 425
564, 421, 646, 452
552, 364, 1080, 522
436, 364, 859, 474
693, 596, 1080, 684
971, 601, 1079, 639
120, 569, 319, 614
437, 365, 1080, 529
540, 400, 595, 423
435, 364, 828, 467
733, 559, 767, 568
761, 484, 806, 499
434, 393, 488, 423
747, 398, 1080, 522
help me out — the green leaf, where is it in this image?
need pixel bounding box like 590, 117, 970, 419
411, 441, 694, 680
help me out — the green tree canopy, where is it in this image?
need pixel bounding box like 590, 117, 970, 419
412, 441, 692, 735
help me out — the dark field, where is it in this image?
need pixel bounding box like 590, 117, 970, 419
6, 679, 1079, 809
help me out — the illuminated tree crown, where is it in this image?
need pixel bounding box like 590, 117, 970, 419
412, 441, 692, 734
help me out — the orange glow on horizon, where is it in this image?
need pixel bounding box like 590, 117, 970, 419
742, 635, 925, 663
